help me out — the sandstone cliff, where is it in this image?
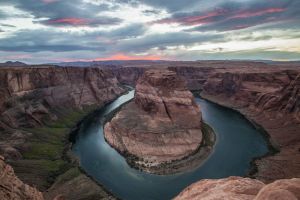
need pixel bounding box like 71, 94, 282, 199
174, 176, 300, 200
201, 69, 300, 183
104, 69, 209, 174
0, 155, 44, 200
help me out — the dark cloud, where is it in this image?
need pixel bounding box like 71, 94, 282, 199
3, 0, 123, 27
0, 23, 16, 28
116, 32, 222, 52
38, 17, 122, 27
0, 23, 147, 52
154, 0, 300, 31
135, 0, 203, 12
107, 23, 147, 38
0, 29, 106, 52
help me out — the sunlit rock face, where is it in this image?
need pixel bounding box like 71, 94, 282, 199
174, 176, 300, 200
104, 69, 203, 171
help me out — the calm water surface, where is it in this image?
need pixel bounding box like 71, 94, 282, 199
72, 90, 268, 200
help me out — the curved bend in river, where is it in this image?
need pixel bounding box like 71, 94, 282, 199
104, 69, 215, 174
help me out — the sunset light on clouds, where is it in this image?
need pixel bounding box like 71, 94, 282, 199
0, 0, 299, 63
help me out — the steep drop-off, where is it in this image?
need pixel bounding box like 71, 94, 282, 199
104, 69, 212, 174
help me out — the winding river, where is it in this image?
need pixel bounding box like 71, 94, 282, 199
72, 90, 268, 200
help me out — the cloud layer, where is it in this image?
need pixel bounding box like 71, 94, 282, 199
0, 0, 299, 63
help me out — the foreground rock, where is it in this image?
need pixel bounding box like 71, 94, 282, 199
104, 69, 212, 174
0, 155, 44, 200
174, 176, 300, 200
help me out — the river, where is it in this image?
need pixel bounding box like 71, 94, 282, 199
72, 90, 268, 200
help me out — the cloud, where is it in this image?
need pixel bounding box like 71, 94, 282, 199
0, 23, 16, 28
115, 32, 222, 53
0, 29, 105, 52
0, 0, 299, 63
0, 23, 147, 52
39, 17, 122, 27
134, 0, 204, 12
154, 0, 300, 31
3, 0, 122, 27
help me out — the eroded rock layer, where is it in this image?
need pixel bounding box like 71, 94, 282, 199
174, 176, 300, 200
104, 69, 204, 173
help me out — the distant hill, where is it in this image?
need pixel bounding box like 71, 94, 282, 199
0, 61, 27, 67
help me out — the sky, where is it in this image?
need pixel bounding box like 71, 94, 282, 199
0, 0, 299, 64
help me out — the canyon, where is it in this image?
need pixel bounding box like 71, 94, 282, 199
0, 61, 299, 199
104, 69, 214, 174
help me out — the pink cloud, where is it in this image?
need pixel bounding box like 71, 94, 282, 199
53, 53, 163, 63
153, 7, 286, 27
47, 18, 90, 26
41, 0, 58, 4
155, 9, 226, 26
231, 7, 286, 19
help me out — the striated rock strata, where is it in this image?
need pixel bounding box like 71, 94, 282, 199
104, 69, 211, 174
174, 176, 300, 200
0, 155, 44, 200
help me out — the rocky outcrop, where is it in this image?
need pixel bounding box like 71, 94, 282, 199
104, 69, 208, 174
174, 176, 300, 200
201, 69, 300, 183
0, 155, 44, 200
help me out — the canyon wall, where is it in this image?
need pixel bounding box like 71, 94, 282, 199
201, 69, 300, 183
0, 66, 124, 159
0, 66, 125, 199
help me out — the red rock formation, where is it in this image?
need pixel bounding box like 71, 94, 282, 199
0, 155, 44, 200
104, 69, 204, 173
174, 176, 300, 200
